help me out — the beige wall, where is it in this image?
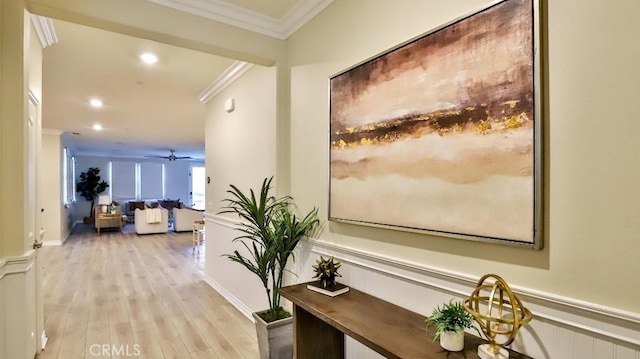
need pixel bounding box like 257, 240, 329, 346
287, 0, 640, 313
1, 0, 30, 258
0, 2, 42, 357
205, 65, 277, 210
3, 1, 637, 357
204, 65, 278, 312
41, 132, 62, 243
26, 0, 284, 66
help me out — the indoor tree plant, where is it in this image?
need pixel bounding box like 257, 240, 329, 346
425, 300, 481, 352
221, 177, 319, 359
76, 167, 109, 221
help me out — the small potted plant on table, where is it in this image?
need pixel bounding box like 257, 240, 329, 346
425, 300, 480, 352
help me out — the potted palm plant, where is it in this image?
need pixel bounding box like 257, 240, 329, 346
220, 177, 319, 359
425, 300, 480, 352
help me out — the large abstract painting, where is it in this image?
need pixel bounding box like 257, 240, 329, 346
329, 0, 542, 247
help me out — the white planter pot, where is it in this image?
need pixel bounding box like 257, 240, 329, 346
253, 311, 293, 359
440, 330, 464, 352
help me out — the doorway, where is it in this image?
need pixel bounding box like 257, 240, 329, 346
191, 166, 206, 210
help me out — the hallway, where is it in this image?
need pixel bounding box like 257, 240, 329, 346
37, 225, 258, 359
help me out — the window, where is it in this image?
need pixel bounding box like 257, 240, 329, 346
62, 147, 75, 204
71, 156, 77, 202
111, 161, 136, 200
108, 161, 167, 201
139, 162, 164, 200
191, 166, 205, 210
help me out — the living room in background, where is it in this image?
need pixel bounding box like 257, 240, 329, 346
190, 165, 205, 210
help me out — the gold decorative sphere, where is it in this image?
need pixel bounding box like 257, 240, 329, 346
463, 274, 532, 359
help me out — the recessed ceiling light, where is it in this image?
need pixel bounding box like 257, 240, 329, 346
93, 124, 103, 131
140, 53, 158, 65
90, 98, 103, 108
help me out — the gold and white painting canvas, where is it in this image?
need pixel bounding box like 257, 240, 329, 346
329, 0, 541, 245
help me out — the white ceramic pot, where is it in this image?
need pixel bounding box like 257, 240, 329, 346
253, 311, 293, 359
440, 330, 464, 352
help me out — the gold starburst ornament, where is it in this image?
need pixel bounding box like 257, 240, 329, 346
463, 274, 532, 359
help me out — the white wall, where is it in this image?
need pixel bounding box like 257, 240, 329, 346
203, 64, 278, 315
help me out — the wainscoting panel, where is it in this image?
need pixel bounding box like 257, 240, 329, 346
295, 240, 640, 359
204, 214, 273, 320
0, 250, 37, 359
204, 213, 640, 359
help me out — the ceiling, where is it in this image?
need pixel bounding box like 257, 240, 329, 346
40, 0, 333, 160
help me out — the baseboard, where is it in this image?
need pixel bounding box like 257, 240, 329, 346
305, 239, 640, 348
42, 240, 62, 247
202, 274, 254, 322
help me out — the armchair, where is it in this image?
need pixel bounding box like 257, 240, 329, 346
134, 208, 169, 234
173, 207, 204, 232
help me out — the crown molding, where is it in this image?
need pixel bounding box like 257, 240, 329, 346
42, 128, 64, 136
145, 0, 333, 40
198, 60, 253, 104
30, 15, 58, 48
279, 0, 333, 38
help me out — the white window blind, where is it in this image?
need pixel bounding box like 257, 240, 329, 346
111, 161, 136, 200
62, 148, 75, 204
63, 148, 69, 204
72, 156, 77, 202
140, 162, 164, 200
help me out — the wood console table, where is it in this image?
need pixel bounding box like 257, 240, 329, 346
280, 283, 532, 359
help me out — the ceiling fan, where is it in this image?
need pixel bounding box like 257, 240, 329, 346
147, 149, 192, 161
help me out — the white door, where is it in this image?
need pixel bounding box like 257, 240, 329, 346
29, 91, 47, 355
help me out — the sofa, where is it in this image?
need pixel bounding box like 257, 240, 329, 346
134, 207, 169, 234
173, 207, 204, 232
125, 201, 146, 223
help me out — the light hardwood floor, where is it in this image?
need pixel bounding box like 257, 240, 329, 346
37, 224, 258, 359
